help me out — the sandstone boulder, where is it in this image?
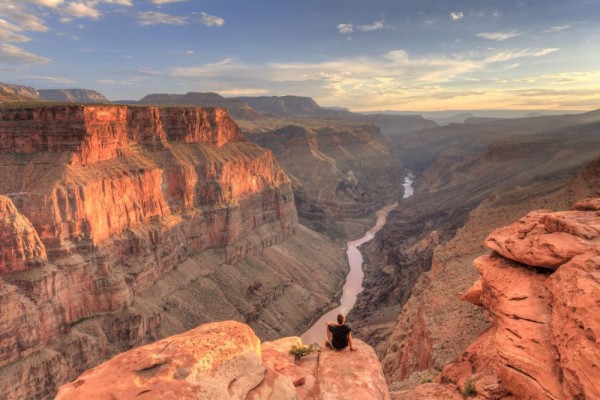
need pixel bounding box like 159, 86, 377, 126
55, 321, 265, 400
485, 210, 600, 269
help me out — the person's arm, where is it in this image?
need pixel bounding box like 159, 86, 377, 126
325, 322, 332, 342
348, 332, 356, 351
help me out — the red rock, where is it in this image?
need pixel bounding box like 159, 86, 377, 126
55, 322, 393, 400
573, 197, 600, 211
317, 339, 391, 400
485, 210, 595, 269
474, 254, 564, 399
390, 383, 462, 400
0, 104, 299, 398
461, 277, 483, 306
460, 201, 600, 400
0, 195, 46, 273
545, 252, 600, 400
55, 321, 265, 400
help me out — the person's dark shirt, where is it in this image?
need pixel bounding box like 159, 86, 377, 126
328, 323, 351, 349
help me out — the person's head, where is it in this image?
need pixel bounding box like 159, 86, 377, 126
337, 314, 345, 324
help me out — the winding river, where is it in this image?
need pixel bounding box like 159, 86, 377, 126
300, 173, 415, 344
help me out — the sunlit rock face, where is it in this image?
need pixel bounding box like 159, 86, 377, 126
55, 321, 391, 400
0, 195, 46, 273
0, 104, 301, 399
446, 200, 600, 400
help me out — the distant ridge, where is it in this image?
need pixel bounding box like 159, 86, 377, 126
0, 82, 108, 104
38, 89, 108, 103
137, 92, 262, 120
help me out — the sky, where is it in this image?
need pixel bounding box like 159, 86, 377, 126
1, 0, 599, 111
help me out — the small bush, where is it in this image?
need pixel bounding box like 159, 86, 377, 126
289, 343, 318, 361
419, 377, 433, 384
462, 379, 477, 398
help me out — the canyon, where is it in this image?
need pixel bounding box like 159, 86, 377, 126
0, 89, 599, 399
0, 103, 350, 399
352, 111, 600, 397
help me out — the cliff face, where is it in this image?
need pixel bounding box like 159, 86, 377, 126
0, 104, 348, 399
248, 124, 401, 236
55, 320, 391, 400
437, 199, 600, 400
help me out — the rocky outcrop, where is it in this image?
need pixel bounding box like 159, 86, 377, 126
56, 321, 391, 400
0, 104, 349, 399
443, 201, 600, 400
0, 196, 46, 273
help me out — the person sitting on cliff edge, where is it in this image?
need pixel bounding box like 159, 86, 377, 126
325, 314, 356, 351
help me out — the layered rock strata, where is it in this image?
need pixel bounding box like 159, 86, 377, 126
431, 200, 600, 400
55, 320, 391, 400
248, 124, 400, 236
0, 104, 346, 399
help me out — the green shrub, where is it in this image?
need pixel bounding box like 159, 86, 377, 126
419, 377, 433, 384
289, 343, 318, 361
462, 379, 477, 398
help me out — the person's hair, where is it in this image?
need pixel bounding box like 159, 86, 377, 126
337, 314, 345, 324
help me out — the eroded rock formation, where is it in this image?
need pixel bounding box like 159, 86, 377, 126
248, 124, 400, 236
0, 104, 348, 399
55, 320, 391, 400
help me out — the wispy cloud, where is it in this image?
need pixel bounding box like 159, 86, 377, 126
19, 75, 73, 83
137, 11, 187, 26
543, 25, 571, 33
151, 0, 187, 4
450, 12, 464, 21
477, 30, 524, 41
0, 27, 31, 42
484, 48, 560, 63
0, 44, 50, 64
199, 12, 224, 27
337, 20, 386, 34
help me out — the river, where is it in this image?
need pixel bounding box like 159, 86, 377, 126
300, 173, 415, 344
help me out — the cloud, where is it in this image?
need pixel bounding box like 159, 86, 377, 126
19, 75, 73, 83
358, 20, 384, 32
543, 25, 570, 33
62, 2, 101, 19
337, 20, 386, 34
28, 0, 64, 7
337, 23, 353, 34
137, 11, 187, 26
151, 0, 187, 3
450, 12, 464, 21
0, 4, 49, 32
0, 43, 50, 64
477, 31, 523, 41
0, 27, 31, 42
199, 12, 224, 27
484, 48, 559, 63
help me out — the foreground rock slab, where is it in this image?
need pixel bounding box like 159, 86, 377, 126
56, 321, 391, 400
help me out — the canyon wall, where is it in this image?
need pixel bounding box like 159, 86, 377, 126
247, 124, 401, 237
0, 104, 348, 400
